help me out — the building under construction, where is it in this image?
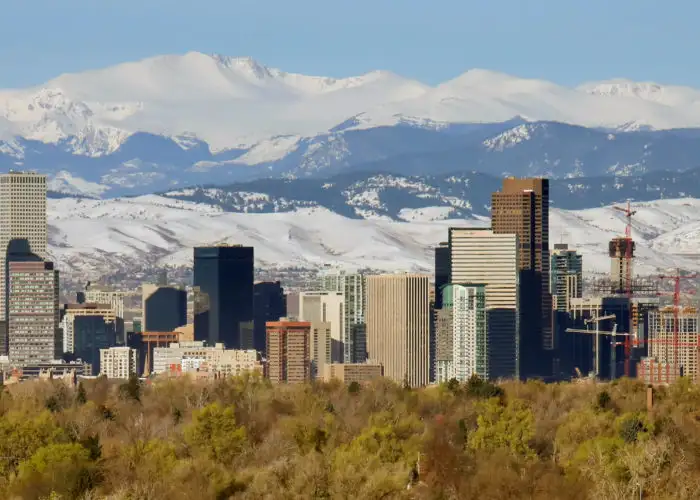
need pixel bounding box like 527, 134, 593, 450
638, 306, 700, 384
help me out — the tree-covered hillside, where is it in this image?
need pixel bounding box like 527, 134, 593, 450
1, 375, 699, 499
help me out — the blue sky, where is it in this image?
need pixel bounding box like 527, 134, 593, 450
0, 0, 696, 88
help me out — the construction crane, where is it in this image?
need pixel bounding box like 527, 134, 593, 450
583, 314, 617, 376
654, 269, 698, 378
567, 319, 630, 379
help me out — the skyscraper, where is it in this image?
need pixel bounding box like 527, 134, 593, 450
142, 284, 187, 333
193, 246, 254, 349
319, 271, 367, 362
7, 261, 59, 364
435, 284, 487, 382
0, 172, 48, 355
298, 291, 345, 363
365, 274, 430, 387
434, 243, 450, 310
449, 228, 520, 379
491, 177, 551, 377
550, 244, 583, 312
253, 281, 286, 355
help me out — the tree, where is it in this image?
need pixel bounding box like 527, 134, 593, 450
468, 398, 535, 458
11, 443, 93, 499
184, 402, 247, 465
0, 410, 66, 477
75, 382, 88, 405
119, 373, 141, 402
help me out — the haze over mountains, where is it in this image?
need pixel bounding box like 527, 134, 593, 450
2, 52, 700, 199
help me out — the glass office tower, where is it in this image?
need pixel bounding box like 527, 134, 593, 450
193, 246, 254, 349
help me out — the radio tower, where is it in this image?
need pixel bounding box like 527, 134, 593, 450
611, 200, 637, 376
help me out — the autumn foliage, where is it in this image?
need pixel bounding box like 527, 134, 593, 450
1, 373, 700, 499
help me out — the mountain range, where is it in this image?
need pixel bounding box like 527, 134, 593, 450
47, 196, 700, 283
4, 52, 700, 199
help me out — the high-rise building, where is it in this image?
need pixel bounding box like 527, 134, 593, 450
73, 315, 117, 375
0, 172, 48, 355
365, 274, 430, 388
434, 243, 450, 310
142, 284, 187, 333
265, 320, 311, 384
298, 291, 345, 363
435, 284, 488, 383
550, 244, 583, 312
193, 246, 254, 349
449, 228, 519, 379
609, 237, 635, 294
7, 260, 59, 364
319, 271, 367, 363
646, 306, 700, 381
61, 303, 117, 354
253, 281, 286, 355
100, 347, 139, 379
84, 286, 125, 344
491, 177, 551, 376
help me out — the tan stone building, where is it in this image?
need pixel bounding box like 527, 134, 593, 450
322, 363, 383, 384
0, 172, 48, 355
266, 320, 311, 384
365, 274, 430, 387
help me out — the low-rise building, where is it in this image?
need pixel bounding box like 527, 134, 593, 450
152, 341, 261, 377
322, 363, 383, 384
100, 347, 139, 379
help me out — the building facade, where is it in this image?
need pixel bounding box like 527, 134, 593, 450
365, 274, 430, 388
309, 322, 332, 380
436, 284, 488, 382
193, 246, 254, 349
152, 341, 261, 377
142, 284, 187, 333
322, 363, 383, 384
0, 172, 48, 355
550, 244, 583, 312
7, 261, 59, 365
83, 285, 125, 344
319, 271, 367, 363
647, 306, 700, 380
298, 291, 345, 363
73, 315, 117, 375
491, 177, 552, 376
449, 228, 519, 379
100, 347, 139, 379
265, 320, 310, 384
61, 303, 117, 354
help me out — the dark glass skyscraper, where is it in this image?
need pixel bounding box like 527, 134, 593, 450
434, 242, 450, 310
142, 285, 187, 332
193, 246, 254, 349
253, 281, 286, 355
74, 315, 117, 375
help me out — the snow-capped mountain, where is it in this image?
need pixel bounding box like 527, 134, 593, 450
4, 53, 700, 197
46, 195, 700, 283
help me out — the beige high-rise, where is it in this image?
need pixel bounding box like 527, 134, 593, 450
449, 228, 520, 379
0, 172, 48, 355
365, 274, 430, 387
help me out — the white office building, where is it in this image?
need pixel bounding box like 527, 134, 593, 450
100, 347, 139, 379
298, 291, 345, 363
